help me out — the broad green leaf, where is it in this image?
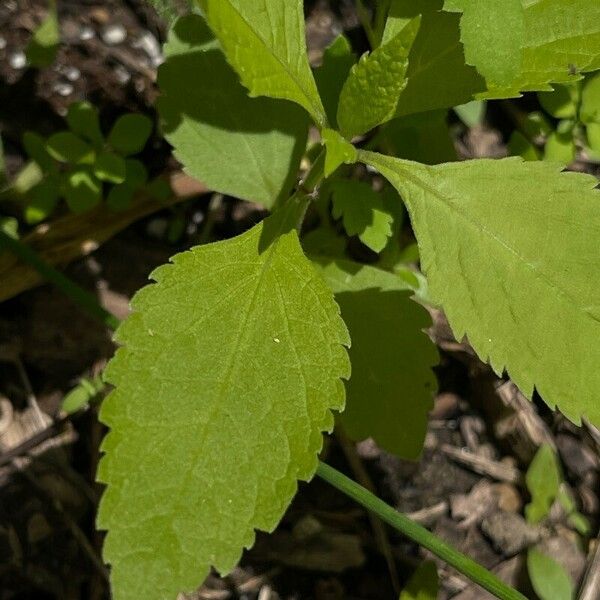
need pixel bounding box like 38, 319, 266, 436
379, 111, 456, 165
337, 17, 421, 138
321, 129, 357, 177
538, 84, 580, 119
314, 35, 356, 130
444, 0, 524, 87
46, 132, 94, 164
94, 152, 127, 184
97, 198, 350, 600
508, 131, 541, 161
527, 548, 573, 600
26, 0, 60, 68
158, 15, 308, 208
525, 444, 561, 523
198, 0, 327, 126
581, 72, 600, 124
454, 100, 486, 128
108, 114, 152, 156
25, 175, 60, 224
63, 168, 102, 213
67, 102, 104, 147
331, 180, 393, 253
314, 258, 437, 459
399, 560, 439, 600
544, 131, 575, 164
359, 151, 600, 426
302, 227, 347, 259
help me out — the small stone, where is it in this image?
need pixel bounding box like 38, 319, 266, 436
0, 36, 7, 50
133, 31, 163, 67
556, 434, 599, 479
8, 51, 26, 70
113, 65, 131, 85
431, 392, 461, 420
481, 511, 540, 556
79, 26, 95, 41
102, 24, 127, 46
53, 82, 74, 97
64, 66, 81, 81
493, 483, 523, 513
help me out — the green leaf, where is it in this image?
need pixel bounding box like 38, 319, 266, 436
544, 131, 575, 164
454, 100, 486, 128
46, 132, 94, 164
587, 122, 600, 156
158, 15, 308, 208
0, 217, 19, 240
23, 131, 55, 171
359, 151, 600, 426
25, 175, 61, 224
331, 180, 393, 253
107, 114, 153, 156
337, 17, 421, 138
444, 0, 524, 87
26, 0, 60, 68
94, 152, 127, 184
527, 548, 573, 600
315, 258, 437, 459
199, 0, 327, 126
63, 168, 102, 213
62, 376, 104, 415
106, 185, 135, 211
399, 560, 439, 600
314, 35, 356, 130
508, 131, 541, 161
538, 84, 580, 119
322, 129, 357, 177
97, 198, 350, 600
581, 72, 600, 124
525, 444, 561, 523
67, 101, 104, 147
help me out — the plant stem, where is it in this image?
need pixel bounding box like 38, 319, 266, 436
0, 229, 120, 330
355, 0, 378, 49
316, 462, 527, 600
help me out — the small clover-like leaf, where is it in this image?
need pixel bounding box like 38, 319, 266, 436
331, 180, 393, 253
94, 152, 127, 184
63, 167, 102, 213
527, 548, 573, 600
67, 102, 104, 147
337, 17, 421, 138
360, 150, 600, 427
525, 444, 561, 524
97, 198, 350, 600
46, 132, 94, 164
107, 114, 152, 156
314, 257, 438, 460
199, 0, 327, 126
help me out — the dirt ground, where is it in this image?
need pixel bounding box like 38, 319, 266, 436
0, 1, 598, 599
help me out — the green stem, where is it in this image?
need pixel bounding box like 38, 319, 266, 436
1, 194, 525, 600
356, 0, 378, 49
0, 229, 120, 331
316, 462, 527, 600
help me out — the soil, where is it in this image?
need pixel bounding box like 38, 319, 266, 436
0, 2, 598, 599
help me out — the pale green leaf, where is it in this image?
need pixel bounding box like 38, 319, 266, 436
314, 258, 437, 459
25, 175, 60, 224
97, 199, 350, 600
199, 0, 326, 126
314, 35, 356, 130
581, 72, 600, 124
26, 0, 60, 68
454, 100, 486, 128
322, 129, 357, 177
544, 131, 575, 164
158, 15, 308, 208
444, 0, 524, 87
359, 151, 600, 426
508, 131, 541, 161
525, 444, 561, 523
331, 180, 393, 253
538, 84, 580, 119
527, 548, 573, 600
337, 17, 421, 138
399, 560, 439, 600
108, 114, 152, 156
0, 217, 19, 240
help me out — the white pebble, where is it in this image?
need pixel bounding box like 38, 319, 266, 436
102, 24, 127, 46
133, 31, 163, 67
9, 51, 26, 70
64, 66, 81, 81
53, 82, 74, 97
79, 26, 95, 41
113, 65, 130, 85
0, 36, 7, 50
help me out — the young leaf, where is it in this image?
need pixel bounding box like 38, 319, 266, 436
26, 0, 60, 68
454, 100, 486, 129
331, 180, 393, 253
525, 444, 561, 523
94, 152, 127, 184
23, 131, 55, 171
337, 17, 421, 139
67, 101, 104, 147
46, 132, 94, 164
97, 198, 350, 600
158, 15, 308, 208
508, 131, 541, 161
314, 35, 356, 130
544, 131, 575, 164
443, 0, 525, 87
314, 258, 438, 460
198, 0, 327, 126
527, 548, 573, 600
581, 72, 600, 124
107, 114, 152, 156
25, 176, 60, 224
321, 129, 357, 177
399, 560, 439, 600
63, 168, 102, 213
359, 151, 600, 427
538, 84, 580, 119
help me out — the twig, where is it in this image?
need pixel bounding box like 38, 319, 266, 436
578, 538, 600, 600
